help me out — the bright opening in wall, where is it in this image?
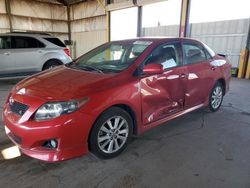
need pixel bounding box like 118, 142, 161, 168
110, 7, 138, 41
190, 0, 250, 23
142, 0, 182, 27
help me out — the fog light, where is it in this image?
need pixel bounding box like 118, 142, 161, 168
50, 140, 57, 148
43, 139, 58, 149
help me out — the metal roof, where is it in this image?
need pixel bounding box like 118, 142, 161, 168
55, 0, 89, 5
34, 0, 89, 5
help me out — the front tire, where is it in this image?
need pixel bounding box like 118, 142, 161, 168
89, 107, 132, 159
208, 82, 224, 112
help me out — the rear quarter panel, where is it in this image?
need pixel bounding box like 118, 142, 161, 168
211, 55, 232, 94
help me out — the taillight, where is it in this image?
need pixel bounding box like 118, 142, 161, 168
64, 48, 71, 57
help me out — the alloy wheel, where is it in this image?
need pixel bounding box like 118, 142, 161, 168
211, 85, 223, 109
97, 116, 129, 154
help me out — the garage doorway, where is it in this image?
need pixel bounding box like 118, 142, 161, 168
110, 7, 138, 41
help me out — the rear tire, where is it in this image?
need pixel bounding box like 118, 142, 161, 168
208, 82, 224, 112
43, 60, 61, 70
89, 107, 132, 159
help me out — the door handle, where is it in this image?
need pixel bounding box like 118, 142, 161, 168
38, 50, 43, 53
4, 52, 10, 55
179, 73, 186, 79
211, 66, 216, 71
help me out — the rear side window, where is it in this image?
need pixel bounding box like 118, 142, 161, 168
12, 36, 45, 48
44, 38, 65, 47
0, 36, 11, 49
183, 43, 207, 64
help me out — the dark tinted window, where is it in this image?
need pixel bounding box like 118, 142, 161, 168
145, 42, 182, 69
12, 36, 45, 48
44, 38, 65, 47
0, 36, 11, 49
183, 43, 207, 64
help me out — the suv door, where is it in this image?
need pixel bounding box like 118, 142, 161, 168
182, 42, 218, 108
0, 36, 17, 75
12, 36, 45, 73
140, 42, 188, 125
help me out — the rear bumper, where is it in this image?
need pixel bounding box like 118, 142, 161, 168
3, 105, 94, 162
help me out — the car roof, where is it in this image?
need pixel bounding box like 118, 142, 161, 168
111, 37, 201, 44
0, 32, 55, 38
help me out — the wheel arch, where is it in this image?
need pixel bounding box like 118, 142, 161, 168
42, 59, 63, 70
87, 103, 138, 151
217, 78, 226, 95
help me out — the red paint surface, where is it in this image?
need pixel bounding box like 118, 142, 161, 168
3, 38, 231, 161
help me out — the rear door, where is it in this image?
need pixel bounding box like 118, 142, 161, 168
12, 36, 45, 73
182, 41, 219, 108
0, 36, 17, 75
140, 41, 188, 125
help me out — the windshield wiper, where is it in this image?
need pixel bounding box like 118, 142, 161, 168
78, 65, 103, 73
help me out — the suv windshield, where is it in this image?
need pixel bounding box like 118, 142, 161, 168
69, 41, 152, 73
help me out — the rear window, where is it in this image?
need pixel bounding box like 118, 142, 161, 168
44, 38, 65, 47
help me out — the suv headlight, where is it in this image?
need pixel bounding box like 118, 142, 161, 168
34, 98, 88, 121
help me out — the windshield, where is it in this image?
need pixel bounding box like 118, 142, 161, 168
69, 41, 152, 73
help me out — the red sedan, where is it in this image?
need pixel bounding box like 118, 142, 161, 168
3, 38, 231, 161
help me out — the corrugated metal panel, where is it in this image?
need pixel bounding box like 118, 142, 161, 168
142, 25, 179, 37
0, 15, 9, 30
106, 0, 134, 11
137, 0, 166, 6
11, 16, 68, 33
0, 0, 6, 13
70, 1, 107, 58
71, 30, 106, 58
11, 0, 67, 20
191, 19, 249, 67
70, 0, 105, 20
71, 16, 106, 32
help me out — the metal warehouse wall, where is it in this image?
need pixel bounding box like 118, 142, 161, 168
70, 1, 107, 58
0, 0, 68, 40
190, 19, 250, 68
0, 0, 10, 33
142, 18, 250, 68
142, 25, 179, 37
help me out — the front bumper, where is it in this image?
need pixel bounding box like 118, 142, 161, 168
3, 105, 94, 162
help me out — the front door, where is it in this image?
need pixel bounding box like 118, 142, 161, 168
140, 42, 188, 125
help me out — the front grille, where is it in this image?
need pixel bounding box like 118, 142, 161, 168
9, 101, 29, 116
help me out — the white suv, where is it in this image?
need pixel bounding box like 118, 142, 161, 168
0, 32, 72, 78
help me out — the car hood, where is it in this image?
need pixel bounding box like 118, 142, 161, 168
14, 66, 116, 101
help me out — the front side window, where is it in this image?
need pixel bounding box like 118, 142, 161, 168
70, 41, 151, 73
0, 36, 11, 49
12, 36, 44, 48
183, 43, 207, 64
145, 42, 182, 70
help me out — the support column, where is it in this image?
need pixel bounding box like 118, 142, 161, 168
179, 0, 191, 37
5, 0, 13, 32
67, 5, 71, 41
106, 11, 110, 42
238, 21, 250, 78
137, 6, 142, 37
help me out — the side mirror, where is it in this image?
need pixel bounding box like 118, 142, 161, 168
143, 63, 164, 75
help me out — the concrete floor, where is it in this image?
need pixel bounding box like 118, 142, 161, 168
0, 78, 249, 188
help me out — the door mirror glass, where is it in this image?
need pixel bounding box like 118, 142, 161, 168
143, 63, 164, 75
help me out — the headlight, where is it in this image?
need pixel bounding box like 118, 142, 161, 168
34, 98, 88, 121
